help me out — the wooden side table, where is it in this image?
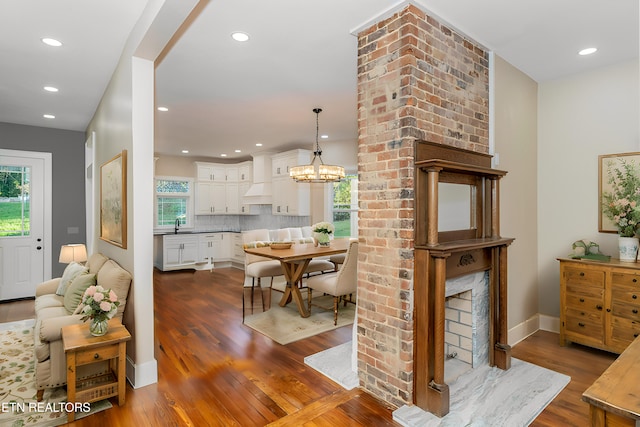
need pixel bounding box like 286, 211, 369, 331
582, 335, 640, 426
62, 319, 131, 422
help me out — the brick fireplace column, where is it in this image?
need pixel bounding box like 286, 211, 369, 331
356, 4, 490, 409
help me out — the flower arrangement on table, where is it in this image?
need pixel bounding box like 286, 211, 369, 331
602, 158, 640, 238
80, 285, 120, 336
312, 221, 335, 246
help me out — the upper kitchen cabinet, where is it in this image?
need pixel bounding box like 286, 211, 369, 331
271, 150, 311, 216
196, 162, 227, 182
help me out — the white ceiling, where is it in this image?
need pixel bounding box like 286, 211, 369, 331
1, 1, 638, 164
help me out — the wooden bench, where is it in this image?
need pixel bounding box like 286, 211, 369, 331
583, 336, 640, 426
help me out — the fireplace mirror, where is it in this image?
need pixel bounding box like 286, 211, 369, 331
438, 182, 475, 231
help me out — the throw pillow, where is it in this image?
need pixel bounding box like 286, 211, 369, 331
55, 262, 87, 296
63, 273, 96, 314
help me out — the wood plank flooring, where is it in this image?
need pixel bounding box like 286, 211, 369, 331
0, 267, 620, 426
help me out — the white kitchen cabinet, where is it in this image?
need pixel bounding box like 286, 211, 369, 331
238, 162, 252, 182
196, 162, 227, 182
232, 233, 245, 264
154, 234, 199, 271
195, 182, 226, 215
225, 183, 240, 214
238, 182, 257, 215
271, 177, 310, 216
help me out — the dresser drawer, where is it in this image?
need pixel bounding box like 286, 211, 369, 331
610, 316, 640, 349
75, 343, 120, 366
611, 300, 640, 321
611, 285, 640, 305
611, 272, 640, 287
565, 306, 603, 323
564, 268, 605, 286
564, 315, 604, 337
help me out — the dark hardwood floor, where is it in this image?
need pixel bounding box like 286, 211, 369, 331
1, 267, 619, 426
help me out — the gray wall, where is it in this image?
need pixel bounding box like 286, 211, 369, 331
0, 122, 86, 277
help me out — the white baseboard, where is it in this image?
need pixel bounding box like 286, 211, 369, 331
508, 313, 560, 346
126, 356, 158, 389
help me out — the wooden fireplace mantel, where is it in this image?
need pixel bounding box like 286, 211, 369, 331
413, 141, 514, 417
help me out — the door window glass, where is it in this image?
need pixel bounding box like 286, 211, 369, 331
0, 165, 30, 236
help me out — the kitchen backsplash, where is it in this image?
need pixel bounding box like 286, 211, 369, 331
193, 205, 309, 233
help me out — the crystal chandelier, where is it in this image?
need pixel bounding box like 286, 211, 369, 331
290, 108, 345, 183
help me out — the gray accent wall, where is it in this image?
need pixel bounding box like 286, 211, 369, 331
0, 122, 86, 278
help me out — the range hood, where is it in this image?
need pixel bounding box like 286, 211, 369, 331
243, 153, 273, 205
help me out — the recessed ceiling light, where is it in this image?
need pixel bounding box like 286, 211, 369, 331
44, 86, 58, 92
234, 149, 242, 153
41, 38, 62, 47
43, 114, 55, 119
255, 143, 263, 147
579, 47, 597, 56
321, 135, 329, 139
231, 32, 250, 42
157, 106, 169, 112
181, 150, 189, 154
220, 153, 227, 157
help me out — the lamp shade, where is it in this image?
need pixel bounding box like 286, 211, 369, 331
59, 244, 88, 264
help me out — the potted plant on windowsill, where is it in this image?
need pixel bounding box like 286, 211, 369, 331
602, 158, 640, 261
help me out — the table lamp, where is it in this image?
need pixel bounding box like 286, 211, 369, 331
59, 244, 88, 265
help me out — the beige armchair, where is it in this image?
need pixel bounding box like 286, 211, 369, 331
306, 239, 358, 325
34, 253, 132, 400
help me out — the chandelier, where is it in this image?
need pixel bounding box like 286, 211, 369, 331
290, 108, 345, 183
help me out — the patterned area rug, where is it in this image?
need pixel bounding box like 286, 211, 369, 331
0, 319, 112, 426
243, 290, 355, 345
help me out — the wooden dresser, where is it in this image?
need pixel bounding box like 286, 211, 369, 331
558, 257, 640, 354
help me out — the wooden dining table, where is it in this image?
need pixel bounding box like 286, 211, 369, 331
243, 238, 350, 318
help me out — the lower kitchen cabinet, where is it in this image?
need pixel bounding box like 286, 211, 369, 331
155, 234, 199, 271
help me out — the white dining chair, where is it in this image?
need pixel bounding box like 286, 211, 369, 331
306, 239, 358, 325
242, 229, 283, 320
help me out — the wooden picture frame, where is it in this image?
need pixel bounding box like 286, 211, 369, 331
100, 150, 127, 248
598, 152, 640, 233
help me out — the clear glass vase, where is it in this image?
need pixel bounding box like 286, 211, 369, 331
89, 318, 109, 336
314, 232, 330, 247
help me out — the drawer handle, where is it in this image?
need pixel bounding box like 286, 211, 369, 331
579, 298, 585, 303
94, 353, 100, 360
633, 309, 639, 314
580, 272, 585, 277
578, 322, 585, 327
596, 305, 603, 310
635, 333, 639, 338
634, 279, 638, 283
633, 294, 638, 299
607, 308, 611, 312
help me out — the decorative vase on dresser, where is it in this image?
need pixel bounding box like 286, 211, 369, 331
618, 236, 639, 262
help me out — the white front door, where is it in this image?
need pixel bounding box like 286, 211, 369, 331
0, 150, 51, 300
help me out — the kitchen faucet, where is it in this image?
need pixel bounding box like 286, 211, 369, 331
175, 218, 180, 234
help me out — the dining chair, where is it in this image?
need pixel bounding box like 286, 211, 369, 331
306, 239, 358, 325
242, 229, 283, 320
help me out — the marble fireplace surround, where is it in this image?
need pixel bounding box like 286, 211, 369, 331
444, 271, 489, 383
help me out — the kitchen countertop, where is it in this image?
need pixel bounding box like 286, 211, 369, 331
154, 230, 241, 236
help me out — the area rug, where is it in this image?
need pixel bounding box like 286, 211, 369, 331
393, 358, 571, 426
0, 319, 112, 426
304, 341, 358, 390
243, 290, 355, 345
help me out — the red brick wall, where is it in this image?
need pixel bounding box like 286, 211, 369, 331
356, 4, 489, 407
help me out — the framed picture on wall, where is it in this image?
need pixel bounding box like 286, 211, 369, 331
100, 149, 127, 248
599, 151, 640, 233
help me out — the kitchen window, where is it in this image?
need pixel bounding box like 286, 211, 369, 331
155, 177, 193, 230
332, 175, 358, 238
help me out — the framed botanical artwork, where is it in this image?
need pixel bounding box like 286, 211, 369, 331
100, 150, 127, 248
599, 152, 640, 233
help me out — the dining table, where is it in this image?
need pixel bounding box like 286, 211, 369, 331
243, 238, 350, 318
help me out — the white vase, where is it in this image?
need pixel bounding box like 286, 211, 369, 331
618, 236, 639, 262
